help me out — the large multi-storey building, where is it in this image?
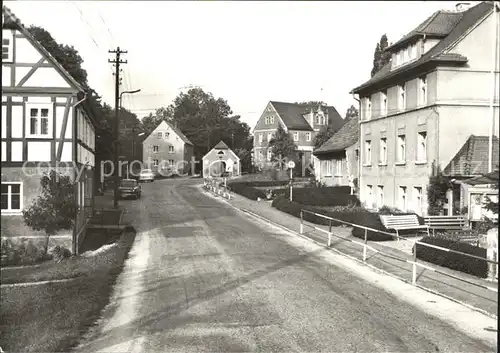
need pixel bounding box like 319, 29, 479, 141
252, 101, 344, 167
351, 1, 499, 216
1, 6, 99, 253
142, 121, 194, 175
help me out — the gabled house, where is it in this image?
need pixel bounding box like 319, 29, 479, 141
252, 101, 344, 168
202, 140, 241, 178
350, 1, 500, 215
142, 120, 194, 175
1, 6, 99, 254
313, 116, 360, 188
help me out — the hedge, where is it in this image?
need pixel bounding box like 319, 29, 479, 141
272, 196, 395, 241
415, 236, 488, 278
225, 181, 266, 200
282, 186, 360, 207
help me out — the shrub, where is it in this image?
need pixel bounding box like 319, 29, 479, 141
283, 186, 360, 207
227, 182, 266, 200
271, 196, 394, 241
415, 236, 487, 278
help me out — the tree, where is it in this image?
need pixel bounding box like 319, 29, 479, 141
427, 164, 452, 216
28, 26, 89, 89
22, 170, 76, 256
371, 34, 391, 77
269, 125, 297, 169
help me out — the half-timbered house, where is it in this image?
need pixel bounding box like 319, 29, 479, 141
1, 6, 99, 254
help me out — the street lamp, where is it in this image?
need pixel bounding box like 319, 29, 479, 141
119, 89, 141, 109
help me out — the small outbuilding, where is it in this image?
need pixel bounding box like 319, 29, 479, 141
202, 141, 241, 179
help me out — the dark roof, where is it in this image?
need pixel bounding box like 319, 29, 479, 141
444, 135, 499, 176
2, 5, 84, 92
214, 141, 230, 149
313, 116, 359, 155
463, 170, 499, 185
165, 121, 194, 145
270, 101, 344, 131
351, 2, 493, 94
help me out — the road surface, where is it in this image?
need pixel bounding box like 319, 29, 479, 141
75, 178, 495, 353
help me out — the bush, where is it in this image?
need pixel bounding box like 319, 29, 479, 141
227, 182, 266, 200
283, 186, 360, 207
415, 236, 487, 278
272, 196, 394, 241
1, 238, 52, 266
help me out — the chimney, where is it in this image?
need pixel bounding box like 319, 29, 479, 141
455, 2, 471, 12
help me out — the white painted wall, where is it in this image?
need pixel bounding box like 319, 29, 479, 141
23, 67, 71, 88
56, 141, 72, 162
27, 141, 51, 161
1, 105, 6, 138
14, 67, 30, 86
1, 142, 6, 161
55, 102, 73, 139
2, 67, 11, 86
15, 36, 43, 63
11, 141, 23, 161
11, 105, 23, 138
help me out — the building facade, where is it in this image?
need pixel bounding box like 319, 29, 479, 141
1, 6, 99, 253
142, 120, 194, 175
252, 101, 344, 169
202, 140, 241, 178
351, 1, 500, 215
313, 116, 360, 187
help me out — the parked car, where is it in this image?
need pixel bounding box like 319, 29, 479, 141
119, 179, 141, 199
139, 169, 155, 182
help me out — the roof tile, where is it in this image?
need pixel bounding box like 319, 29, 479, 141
270, 101, 344, 132
313, 116, 359, 154
444, 135, 499, 176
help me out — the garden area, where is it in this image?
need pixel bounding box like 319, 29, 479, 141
226, 172, 494, 279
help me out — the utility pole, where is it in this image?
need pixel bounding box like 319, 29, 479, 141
108, 47, 127, 209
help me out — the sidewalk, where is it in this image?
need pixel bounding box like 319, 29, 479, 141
213, 189, 498, 318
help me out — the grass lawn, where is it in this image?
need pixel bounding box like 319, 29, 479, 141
0, 229, 136, 352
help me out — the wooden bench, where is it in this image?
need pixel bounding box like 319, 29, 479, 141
380, 214, 430, 238
423, 215, 469, 236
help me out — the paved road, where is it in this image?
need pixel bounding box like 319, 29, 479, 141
75, 178, 494, 353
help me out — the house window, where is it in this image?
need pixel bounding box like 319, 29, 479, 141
364, 140, 372, 165
399, 186, 407, 211
377, 185, 384, 208
325, 160, 334, 176
259, 134, 263, 143
306, 132, 311, 142
365, 98, 372, 120
26, 103, 52, 137
379, 138, 387, 164
366, 185, 374, 208
398, 83, 406, 110
413, 186, 423, 214
265, 117, 269, 124
398, 51, 404, 65
2, 30, 13, 62
267, 132, 273, 142
165, 132, 170, 139
168, 146, 174, 153
293, 132, 299, 141
380, 90, 387, 116
270, 116, 275, 124
259, 150, 263, 161
397, 135, 406, 162
153, 145, 159, 153
419, 76, 427, 106
315, 116, 320, 124
408, 45, 414, 60
153, 159, 159, 166
267, 149, 272, 161
169, 159, 174, 166
335, 159, 342, 176
411, 44, 417, 59
417, 131, 427, 162
157, 132, 162, 139
1, 183, 22, 212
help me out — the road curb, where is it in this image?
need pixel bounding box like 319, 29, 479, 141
238, 208, 498, 320
0, 277, 78, 288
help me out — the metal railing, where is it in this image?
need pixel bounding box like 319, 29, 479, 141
300, 209, 498, 292
203, 177, 232, 199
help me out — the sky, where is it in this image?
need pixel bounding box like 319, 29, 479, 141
5, 0, 477, 129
